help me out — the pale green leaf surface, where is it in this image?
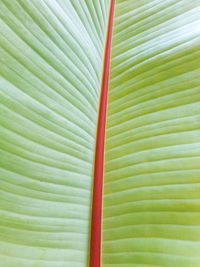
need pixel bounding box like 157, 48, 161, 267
102, 0, 200, 266
0, 0, 109, 266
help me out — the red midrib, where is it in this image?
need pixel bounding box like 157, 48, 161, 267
89, 1, 115, 266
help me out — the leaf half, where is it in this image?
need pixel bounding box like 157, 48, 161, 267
0, 0, 109, 266
102, 0, 200, 266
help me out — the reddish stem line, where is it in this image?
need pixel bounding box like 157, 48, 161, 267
89, 1, 115, 267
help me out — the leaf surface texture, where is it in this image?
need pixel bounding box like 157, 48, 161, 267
102, 0, 200, 266
0, 0, 109, 266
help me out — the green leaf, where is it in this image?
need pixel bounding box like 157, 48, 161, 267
0, 0, 109, 266
102, 0, 200, 266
